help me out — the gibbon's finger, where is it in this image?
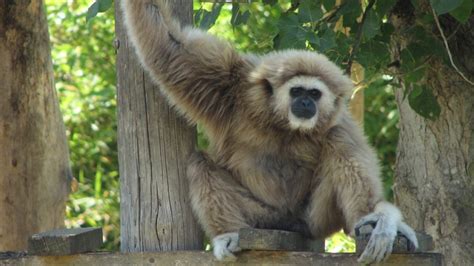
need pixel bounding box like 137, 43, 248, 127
213, 245, 236, 261
226, 235, 241, 252
213, 238, 235, 261
359, 228, 395, 264
358, 235, 377, 264
398, 221, 419, 251
212, 232, 239, 261
382, 241, 393, 262
354, 213, 381, 236
373, 234, 393, 263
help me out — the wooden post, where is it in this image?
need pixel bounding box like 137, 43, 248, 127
115, 1, 203, 252
0, 0, 71, 250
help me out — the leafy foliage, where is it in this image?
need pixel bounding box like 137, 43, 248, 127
46, 0, 119, 250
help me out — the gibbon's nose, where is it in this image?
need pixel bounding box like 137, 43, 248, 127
292, 97, 316, 119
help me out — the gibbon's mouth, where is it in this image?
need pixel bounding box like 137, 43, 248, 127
291, 97, 317, 119
288, 109, 319, 131
291, 107, 316, 119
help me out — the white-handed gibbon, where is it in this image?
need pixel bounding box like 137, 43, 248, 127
121, 0, 418, 263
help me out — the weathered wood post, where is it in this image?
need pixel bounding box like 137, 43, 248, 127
0, 0, 71, 250
115, 0, 203, 252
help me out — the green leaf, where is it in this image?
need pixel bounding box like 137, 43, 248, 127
356, 41, 389, 69
306, 31, 320, 48
231, 4, 250, 27
318, 28, 336, 52
298, 0, 323, 23
86, 0, 112, 22
430, 0, 464, 15
339, 0, 362, 28
362, 10, 381, 41
199, 4, 223, 30
263, 0, 278, 5
405, 67, 426, 83
375, 0, 397, 16
400, 49, 416, 72
408, 86, 441, 120
98, 0, 112, 12
449, 0, 473, 23
322, 0, 336, 11
86, 1, 99, 22
194, 9, 203, 25
274, 13, 306, 49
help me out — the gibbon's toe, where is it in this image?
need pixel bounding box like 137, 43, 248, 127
212, 232, 240, 261
358, 232, 394, 264
354, 212, 381, 236
397, 221, 419, 251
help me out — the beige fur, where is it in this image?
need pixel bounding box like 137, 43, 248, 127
121, 0, 418, 263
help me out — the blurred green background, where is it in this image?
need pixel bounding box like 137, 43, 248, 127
46, 0, 399, 252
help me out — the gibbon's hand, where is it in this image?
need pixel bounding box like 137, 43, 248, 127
355, 213, 419, 264
212, 232, 241, 261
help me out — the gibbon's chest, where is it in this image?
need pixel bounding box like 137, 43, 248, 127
232, 150, 315, 211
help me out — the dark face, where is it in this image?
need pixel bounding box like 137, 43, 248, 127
290, 87, 322, 119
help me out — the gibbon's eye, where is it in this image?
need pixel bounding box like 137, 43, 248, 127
290, 87, 305, 97
309, 89, 322, 100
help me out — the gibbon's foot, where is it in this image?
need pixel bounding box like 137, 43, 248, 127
354, 213, 419, 264
212, 232, 241, 261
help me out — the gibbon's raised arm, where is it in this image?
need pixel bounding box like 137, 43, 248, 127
121, 0, 248, 126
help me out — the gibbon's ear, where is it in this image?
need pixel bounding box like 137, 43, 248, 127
260, 78, 273, 96
336, 75, 353, 99
249, 66, 275, 96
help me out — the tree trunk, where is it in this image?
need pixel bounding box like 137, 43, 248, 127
391, 4, 474, 265
0, 0, 71, 251
115, 1, 203, 252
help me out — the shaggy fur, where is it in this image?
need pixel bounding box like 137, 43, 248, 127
121, 0, 418, 263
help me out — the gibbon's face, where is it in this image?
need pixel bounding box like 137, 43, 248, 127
273, 76, 336, 131
248, 50, 351, 132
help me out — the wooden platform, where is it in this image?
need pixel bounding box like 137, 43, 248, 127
0, 251, 442, 265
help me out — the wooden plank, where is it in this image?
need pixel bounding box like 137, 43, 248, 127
0, 251, 442, 266
238, 228, 324, 252
355, 225, 434, 254
28, 228, 103, 256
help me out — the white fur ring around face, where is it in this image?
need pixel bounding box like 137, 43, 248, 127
212, 232, 241, 261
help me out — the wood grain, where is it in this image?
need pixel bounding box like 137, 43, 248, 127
28, 228, 103, 256
0, 251, 442, 266
0, 0, 71, 250
238, 228, 324, 252
115, 0, 203, 252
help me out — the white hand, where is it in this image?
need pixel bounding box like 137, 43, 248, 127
355, 213, 418, 264
212, 232, 241, 261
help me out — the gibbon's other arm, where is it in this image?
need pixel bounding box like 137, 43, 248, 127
321, 116, 418, 263
121, 0, 247, 126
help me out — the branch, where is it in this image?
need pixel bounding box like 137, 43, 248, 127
312, 4, 345, 30
345, 0, 376, 75
430, 5, 474, 86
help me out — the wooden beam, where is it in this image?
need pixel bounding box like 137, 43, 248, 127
28, 228, 103, 256
0, 251, 442, 266
238, 228, 324, 252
